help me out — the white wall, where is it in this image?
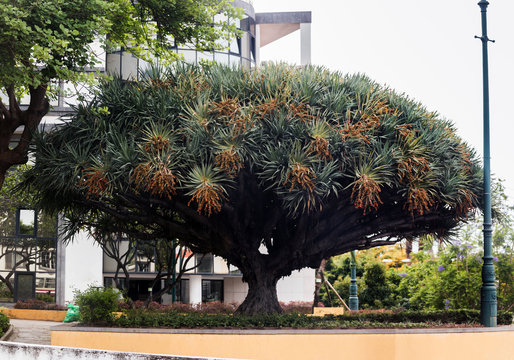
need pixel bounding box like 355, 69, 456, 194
63, 231, 103, 303
223, 277, 248, 304
189, 275, 202, 306
276, 268, 315, 303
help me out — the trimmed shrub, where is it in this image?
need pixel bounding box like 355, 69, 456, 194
119, 301, 313, 314
107, 309, 512, 328
498, 311, 513, 325
75, 287, 120, 324
0, 312, 9, 337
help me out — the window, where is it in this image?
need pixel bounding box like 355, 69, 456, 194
202, 279, 223, 302
104, 277, 127, 290
136, 261, 150, 272
170, 279, 189, 303
40, 250, 56, 269
0, 207, 57, 302
4, 251, 13, 269
196, 253, 213, 273
18, 209, 35, 236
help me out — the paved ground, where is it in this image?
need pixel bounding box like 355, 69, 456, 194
7, 319, 57, 345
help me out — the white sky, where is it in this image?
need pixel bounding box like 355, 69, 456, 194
255, 0, 514, 204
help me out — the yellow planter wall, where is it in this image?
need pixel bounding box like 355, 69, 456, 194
51, 327, 514, 360
1, 308, 66, 322
312, 307, 346, 316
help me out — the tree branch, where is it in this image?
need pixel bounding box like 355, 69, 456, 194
6, 85, 21, 114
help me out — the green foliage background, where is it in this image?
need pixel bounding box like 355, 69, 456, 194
0, 0, 241, 96
321, 216, 514, 312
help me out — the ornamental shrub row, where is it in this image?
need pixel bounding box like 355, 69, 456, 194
108, 309, 512, 329
117, 300, 312, 314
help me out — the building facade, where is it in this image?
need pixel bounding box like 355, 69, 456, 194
1, 1, 314, 307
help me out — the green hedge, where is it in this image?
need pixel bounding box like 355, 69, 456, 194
342, 309, 513, 325
110, 309, 512, 329
0, 312, 9, 337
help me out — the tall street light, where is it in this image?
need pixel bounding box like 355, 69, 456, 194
348, 251, 358, 310
475, 0, 497, 327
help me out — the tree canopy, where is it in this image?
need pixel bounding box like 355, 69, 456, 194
0, 0, 241, 186
26, 63, 483, 314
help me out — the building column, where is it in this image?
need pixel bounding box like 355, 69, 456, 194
189, 275, 202, 306
255, 24, 261, 65
55, 214, 66, 306
300, 23, 311, 66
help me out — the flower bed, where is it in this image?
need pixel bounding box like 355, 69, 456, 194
14, 299, 67, 311
88, 309, 512, 329
118, 300, 313, 314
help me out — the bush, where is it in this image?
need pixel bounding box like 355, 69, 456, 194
75, 286, 120, 324
0, 312, 9, 337
498, 311, 513, 325
36, 293, 55, 303
118, 301, 311, 314
110, 309, 512, 329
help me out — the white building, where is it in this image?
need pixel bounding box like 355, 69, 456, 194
1, 1, 315, 307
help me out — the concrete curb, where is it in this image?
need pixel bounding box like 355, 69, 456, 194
0, 341, 249, 360
0, 325, 14, 342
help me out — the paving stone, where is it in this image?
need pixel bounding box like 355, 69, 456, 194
8, 319, 57, 345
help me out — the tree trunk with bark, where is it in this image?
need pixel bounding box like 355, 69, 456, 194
235, 268, 282, 315
0, 84, 48, 188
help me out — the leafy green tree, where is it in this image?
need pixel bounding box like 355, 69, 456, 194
26, 64, 482, 314
320, 248, 406, 309
360, 263, 393, 308
0, 0, 240, 187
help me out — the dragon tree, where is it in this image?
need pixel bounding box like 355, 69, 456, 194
26, 63, 482, 314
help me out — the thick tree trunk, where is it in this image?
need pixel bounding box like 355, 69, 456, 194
235, 263, 282, 315
236, 276, 282, 315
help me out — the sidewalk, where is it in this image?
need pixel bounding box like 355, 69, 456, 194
7, 319, 56, 345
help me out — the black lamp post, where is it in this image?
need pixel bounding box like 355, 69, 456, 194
475, 0, 497, 327
348, 251, 358, 310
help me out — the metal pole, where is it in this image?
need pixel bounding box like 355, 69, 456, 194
348, 251, 359, 310
476, 0, 497, 327
171, 239, 177, 303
